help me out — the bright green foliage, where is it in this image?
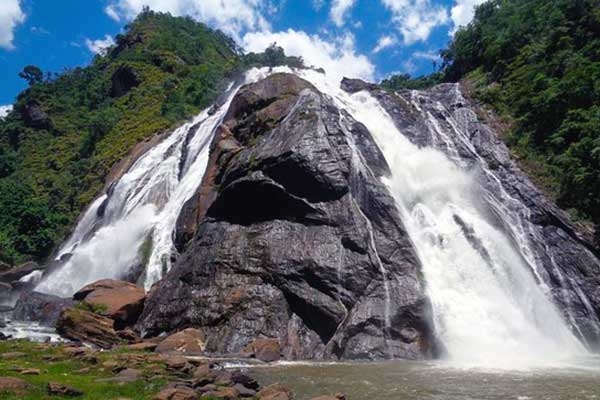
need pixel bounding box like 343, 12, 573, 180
0, 340, 168, 399
440, 0, 600, 228
0, 10, 306, 265
0, 11, 258, 264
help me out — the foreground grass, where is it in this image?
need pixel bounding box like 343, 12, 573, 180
0, 340, 169, 399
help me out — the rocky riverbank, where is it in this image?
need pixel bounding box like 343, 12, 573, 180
0, 339, 346, 399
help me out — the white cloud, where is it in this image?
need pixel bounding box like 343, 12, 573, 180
105, 5, 121, 21
381, 0, 449, 45
0, 105, 13, 119
372, 35, 396, 53
312, 0, 326, 11
85, 35, 115, 55
104, 0, 270, 42
412, 50, 440, 61
242, 29, 374, 83
0, 0, 26, 50
450, 0, 486, 32
330, 0, 355, 27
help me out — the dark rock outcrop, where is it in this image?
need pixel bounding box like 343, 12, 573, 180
139, 73, 436, 360
21, 101, 52, 130
12, 291, 73, 326
110, 65, 140, 97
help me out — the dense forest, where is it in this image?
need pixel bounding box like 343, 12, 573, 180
384, 0, 600, 239
0, 10, 302, 264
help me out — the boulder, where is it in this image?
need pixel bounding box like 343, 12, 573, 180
243, 338, 281, 362
155, 328, 205, 355
22, 102, 52, 130
55, 307, 122, 349
0, 282, 12, 303
47, 382, 83, 397
110, 65, 140, 98
202, 386, 238, 399
73, 279, 145, 328
20, 368, 41, 375
12, 291, 73, 326
0, 261, 43, 283
97, 368, 141, 383
257, 384, 292, 400
0, 377, 30, 394
154, 385, 198, 400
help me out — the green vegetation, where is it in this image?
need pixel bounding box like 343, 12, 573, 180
0, 9, 305, 264
440, 0, 600, 231
380, 72, 444, 91
382, 0, 600, 235
0, 340, 168, 399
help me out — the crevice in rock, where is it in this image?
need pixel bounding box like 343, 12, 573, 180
206, 174, 326, 226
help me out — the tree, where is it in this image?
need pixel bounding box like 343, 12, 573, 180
18, 65, 44, 86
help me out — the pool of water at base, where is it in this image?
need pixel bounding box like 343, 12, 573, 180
247, 358, 600, 400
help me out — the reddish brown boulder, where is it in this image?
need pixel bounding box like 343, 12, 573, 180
56, 307, 122, 349
153, 385, 198, 400
243, 338, 281, 362
257, 384, 293, 400
155, 328, 205, 355
203, 386, 239, 399
74, 279, 145, 327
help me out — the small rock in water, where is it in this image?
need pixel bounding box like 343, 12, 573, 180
243, 338, 281, 362
155, 328, 205, 355
47, 381, 83, 397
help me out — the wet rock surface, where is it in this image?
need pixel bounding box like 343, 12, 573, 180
140, 73, 436, 360
12, 291, 74, 326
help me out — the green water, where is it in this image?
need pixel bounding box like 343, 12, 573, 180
248, 359, 600, 400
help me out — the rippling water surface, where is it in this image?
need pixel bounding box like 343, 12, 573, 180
249, 359, 600, 400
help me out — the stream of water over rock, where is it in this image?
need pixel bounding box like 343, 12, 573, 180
29, 67, 599, 371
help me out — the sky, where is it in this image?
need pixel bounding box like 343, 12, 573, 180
0, 0, 486, 111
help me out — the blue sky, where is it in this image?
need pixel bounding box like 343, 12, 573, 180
0, 0, 485, 109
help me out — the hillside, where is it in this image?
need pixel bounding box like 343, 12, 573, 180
0, 10, 301, 264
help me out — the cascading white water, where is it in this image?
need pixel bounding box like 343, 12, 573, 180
36, 69, 274, 296
290, 69, 585, 368
36, 64, 587, 367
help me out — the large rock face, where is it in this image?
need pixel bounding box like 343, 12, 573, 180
139, 73, 437, 360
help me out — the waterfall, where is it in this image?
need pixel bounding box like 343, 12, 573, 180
36, 68, 273, 296
291, 69, 585, 367
36, 65, 590, 367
